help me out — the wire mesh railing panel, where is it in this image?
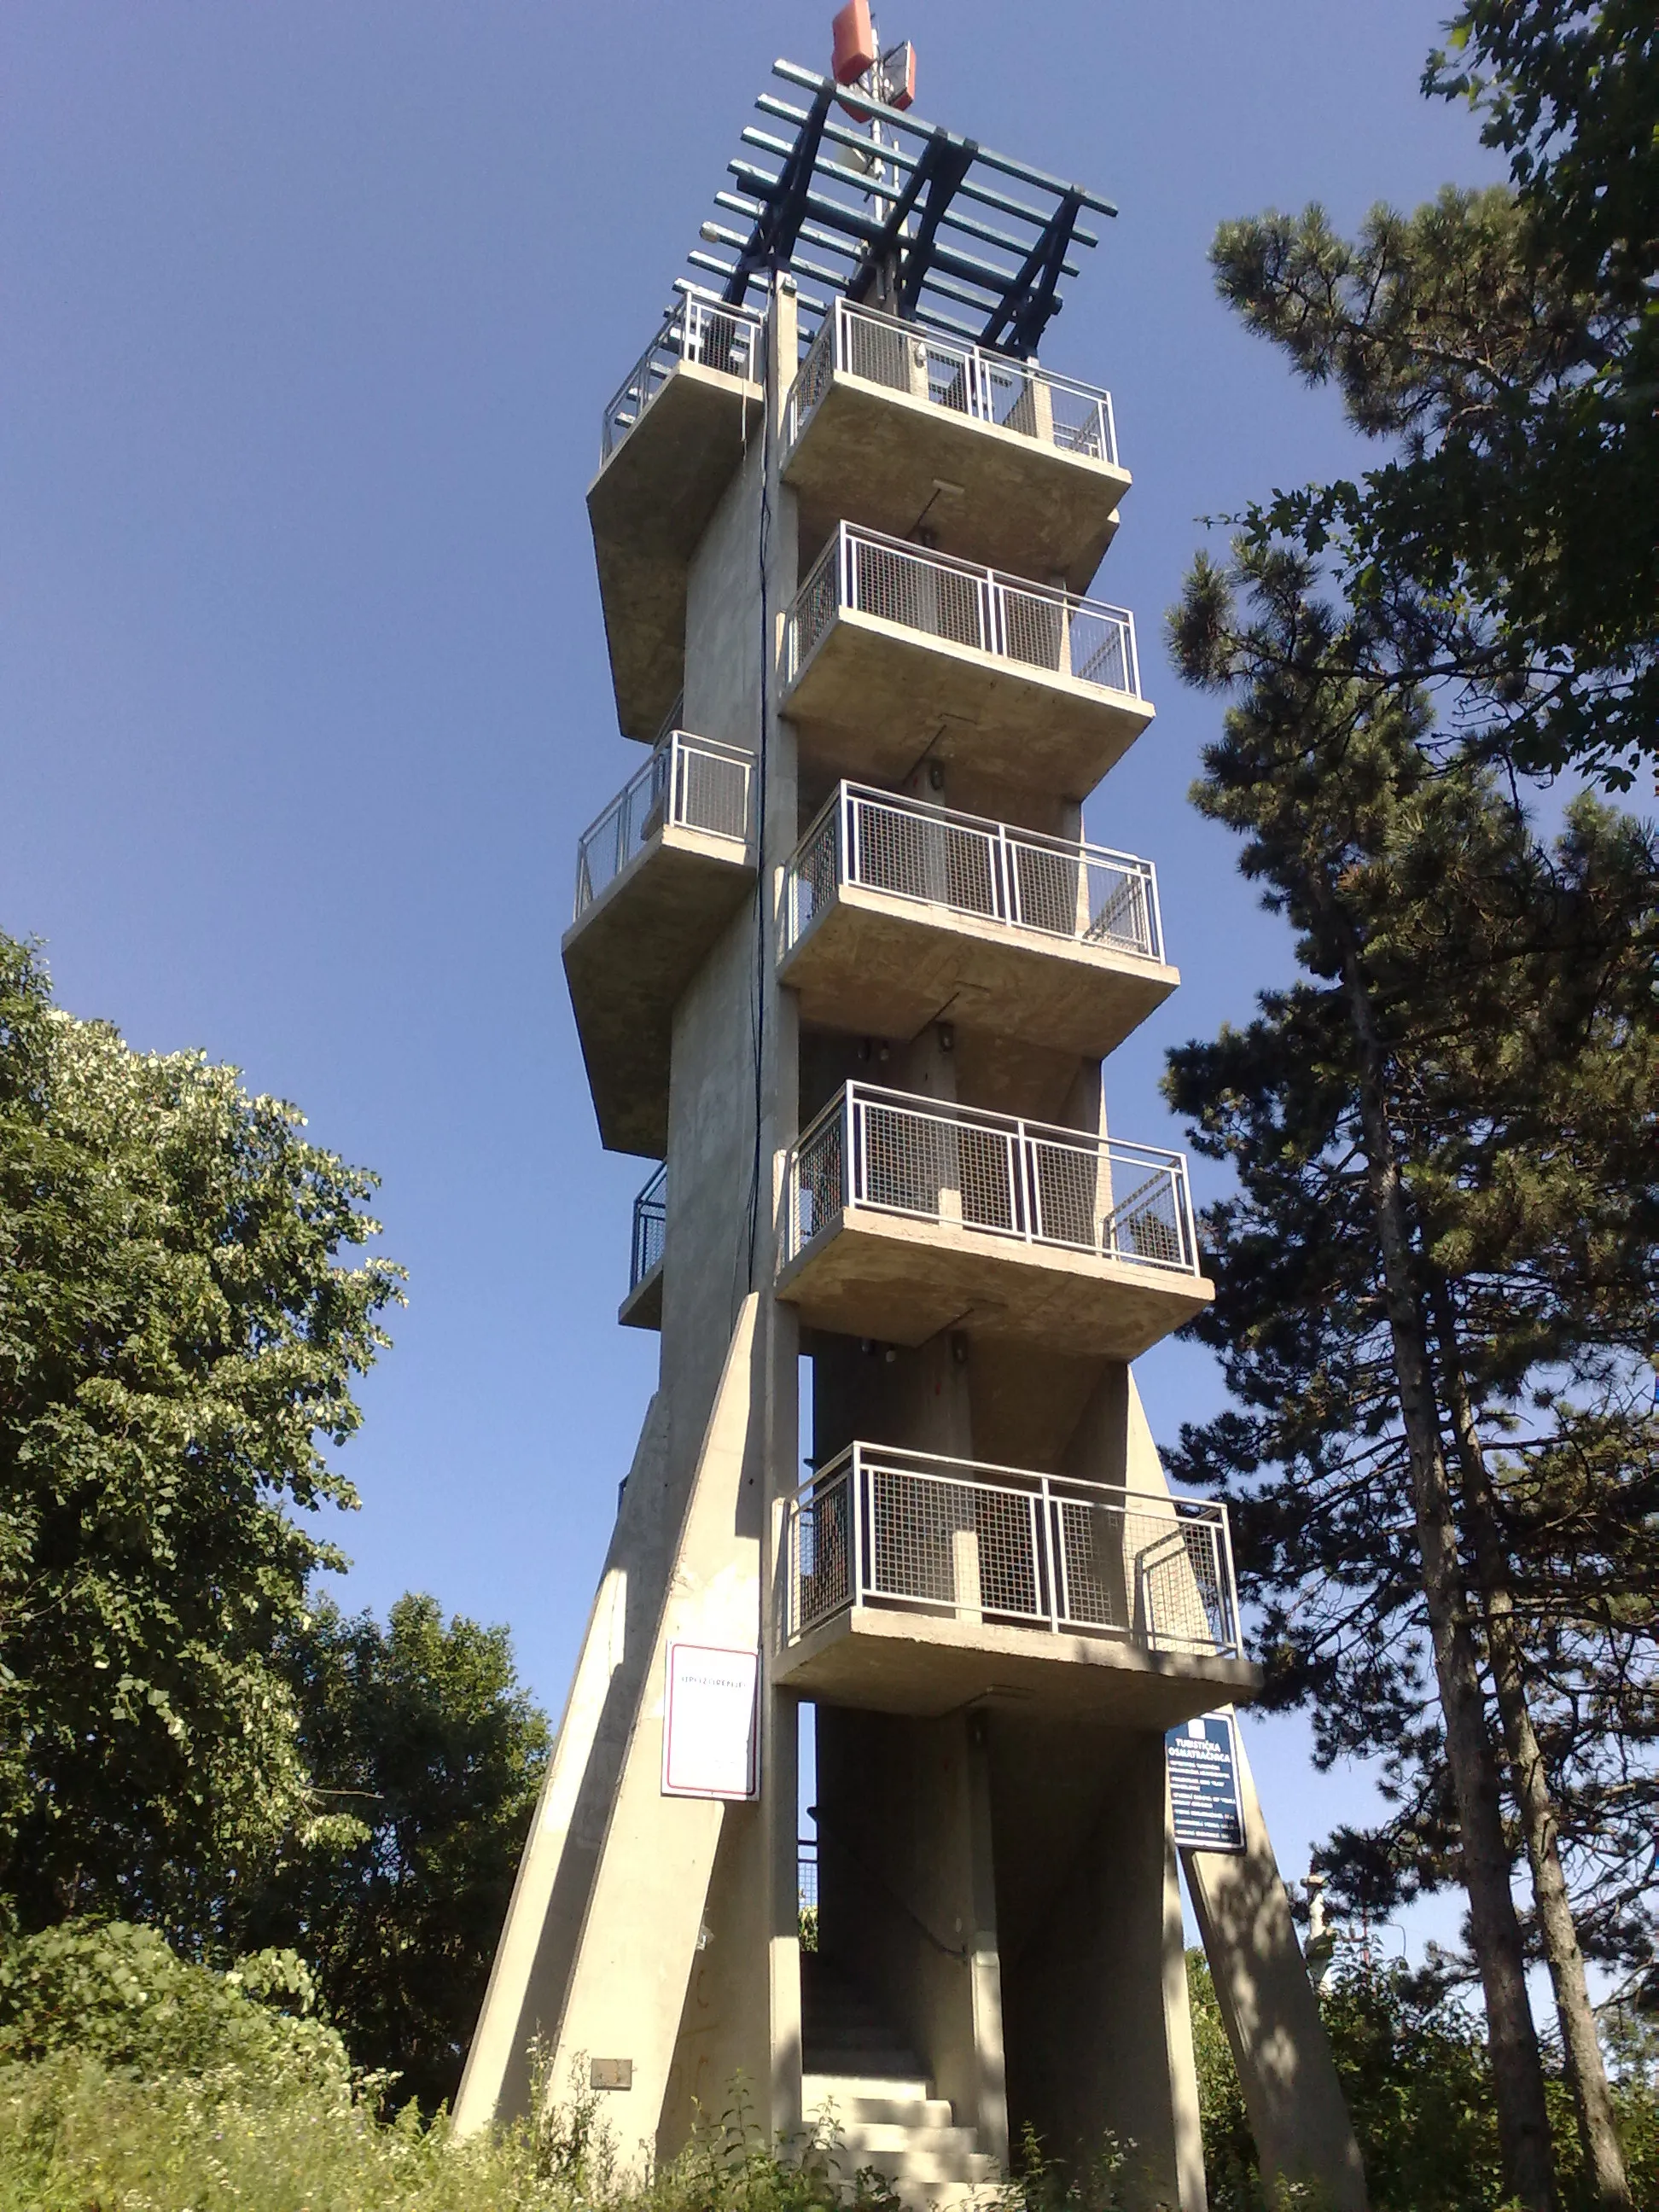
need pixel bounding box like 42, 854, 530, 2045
1007, 838, 1086, 937
602, 300, 762, 461
1025, 1135, 1103, 1252
784, 1448, 1237, 1660
574, 750, 669, 913
684, 301, 761, 381
574, 735, 750, 918
1103, 1166, 1190, 1271
1053, 1496, 1133, 1633
975, 354, 1042, 437
1067, 603, 1138, 694
851, 795, 1000, 918
790, 1107, 847, 1255
851, 536, 987, 651
856, 1097, 958, 1220
784, 527, 1145, 704
790, 305, 1120, 469
996, 581, 1068, 672
787, 806, 840, 944
676, 741, 751, 843
865, 1466, 1045, 1622
785, 1085, 1197, 1276
955, 1121, 1022, 1237
795, 1470, 853, 1631
798, 1838, 819, 1912
783, 786, 1163, 963
843, 309, 918, 395
790, 318, 836, 435
1080, 864, 1155, 956
1045, 379, 1114, 463
630, 1165, 667, 1290
1139, 1519, 1234, 1653
786, 539, 841, 678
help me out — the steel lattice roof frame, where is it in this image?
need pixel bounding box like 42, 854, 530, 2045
683, 59, 1116, 359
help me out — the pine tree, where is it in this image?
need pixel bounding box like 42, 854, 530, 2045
1204, 3, 1658, 790
1167, 541, 1656, 2209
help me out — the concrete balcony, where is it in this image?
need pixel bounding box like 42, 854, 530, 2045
619, 1164, 666, 1330
590, 293, 765, 741
783, 300, 1131, 591
564, 731, 754, 1156
780, 783, 1178, 1064
777, 1083, 1211, 1359
781, 523, 1153, 801
778, 1443, 1255, 1723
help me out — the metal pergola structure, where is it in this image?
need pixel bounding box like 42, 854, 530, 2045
683, 59, 1115, 360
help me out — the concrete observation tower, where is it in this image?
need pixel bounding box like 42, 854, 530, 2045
458, 27, 1364, 2210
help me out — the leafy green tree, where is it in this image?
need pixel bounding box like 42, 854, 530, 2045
227, 1594, 550, 2111
0, 933, 401, 1935
1167, 543, 1656, 2209
1190, 1947, 1659, 2212
1204, 3, 1655, 791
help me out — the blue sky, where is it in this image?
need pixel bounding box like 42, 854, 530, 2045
1, 3, 1505, 1949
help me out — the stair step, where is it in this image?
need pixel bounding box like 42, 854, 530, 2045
835, 2147, 1001, 2187
804, 2088, 956, 2129
836, 2121, 983, 2158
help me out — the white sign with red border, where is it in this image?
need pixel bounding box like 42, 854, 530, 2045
661, 1641, 760, 1801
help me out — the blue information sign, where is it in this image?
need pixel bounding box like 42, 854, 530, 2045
1167, 1713, 1244, 1853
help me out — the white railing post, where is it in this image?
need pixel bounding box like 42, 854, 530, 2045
843, 783, 859, 889
1148, 861, 1167, 965
846, 1088, 860, 1211
1040, 1476, 1061, 1631
1219, 1511, 1239, 1654
851, 1446, 867, 1606
841, 521, 855, 614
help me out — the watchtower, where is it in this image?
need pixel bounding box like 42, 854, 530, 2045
458, 39, 1364, 2211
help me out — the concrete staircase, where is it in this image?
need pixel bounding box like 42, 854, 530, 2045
800, 1955, 999, 2206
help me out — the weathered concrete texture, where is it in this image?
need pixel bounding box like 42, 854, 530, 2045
618, 1255, 662, 1331
589, 364, 765, 741
784, 370, 1129, 593
777, 1202, 1214, 1360
453, 1394, 672, 2137
784, 608, 1155, 806
563, 825, 755, 1159
1184, 1726, 1368, 2212
994, 1721, 1205, 2211
545, 1297, 765, 2158
816, 1706, 1009, 2163
777, 1604, 1258, 1725
779, 882, 1178, 1066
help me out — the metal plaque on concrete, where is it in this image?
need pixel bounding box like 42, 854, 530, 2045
1167, 1712, 1245, 1853
661, 1641, 760, 1801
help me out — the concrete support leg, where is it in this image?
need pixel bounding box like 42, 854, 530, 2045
474, 1297, 763, 2169
454, 1393, 670, 2136
964, 1711, 1010, 2167
1184, 1726, 1366, 2211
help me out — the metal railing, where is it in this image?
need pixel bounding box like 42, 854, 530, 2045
788, 1443, 1238, 1657
573, 731, 753, 918
784, 522, 1141, 697
601, 294, 765, 462
783, 1083, 1199, 1277
787, 298, 1118, 467
785, 783, 1163, 964
630, 1164, 667, 1292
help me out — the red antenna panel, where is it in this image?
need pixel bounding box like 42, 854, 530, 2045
831, 0, 877, 86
